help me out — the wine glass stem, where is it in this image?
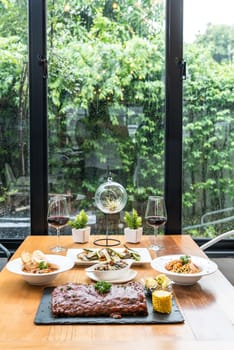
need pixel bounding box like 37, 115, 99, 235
56, 228, 60, 248
154, 227, 158, 245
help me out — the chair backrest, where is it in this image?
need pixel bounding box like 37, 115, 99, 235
200, 229, 234, 251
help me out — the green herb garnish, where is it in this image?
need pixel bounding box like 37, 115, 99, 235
94, 281, 112, 294
180, 255, 191, 264
38, 261, 48, 270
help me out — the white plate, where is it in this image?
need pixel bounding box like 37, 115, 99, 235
6, 255, 74, 286
67, 248, 151, 266
86, 269, 137, 283
151, 255, 218, 285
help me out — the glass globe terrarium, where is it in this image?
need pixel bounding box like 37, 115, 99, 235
94, 175, 127, 246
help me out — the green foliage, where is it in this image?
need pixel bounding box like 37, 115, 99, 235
0, 0, 27, 39
46, 0, 165, 199
124, 209, 142, 229
0, 25, 28, 180
195, 24, 234, 64
182, 40, 234, 224
1, 1, 233, 238
68, 209, 88, 229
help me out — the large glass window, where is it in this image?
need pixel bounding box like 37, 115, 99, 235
2, 1, 232, 248
183, 0, 234, 238
0, 0, 30, 241
47, 0, 166, 235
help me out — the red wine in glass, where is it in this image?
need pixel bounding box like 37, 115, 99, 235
145, 196, 167, 251
146, 216, 167, 228
48, 216, 69, 229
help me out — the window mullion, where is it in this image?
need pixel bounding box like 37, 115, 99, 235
28, 0, 48, 234
165, 0, 183, 234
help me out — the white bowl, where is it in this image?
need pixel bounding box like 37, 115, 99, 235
85, 259, 132, 281
6, 254, 74, 286
151, 255, 218, 285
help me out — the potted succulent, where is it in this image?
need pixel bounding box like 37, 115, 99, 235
68, 209, 90, 243
124, 209, 143, 243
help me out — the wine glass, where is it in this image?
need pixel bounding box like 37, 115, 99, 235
48, 195, 70, 253
145, 196, 167, 251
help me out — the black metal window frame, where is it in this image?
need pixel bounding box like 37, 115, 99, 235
28, 0, 183, 235
29, 0, 48, 235
165, 0, 183, 234
26, 0, 234, 255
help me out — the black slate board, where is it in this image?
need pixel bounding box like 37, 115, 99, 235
34, 287, 184, 325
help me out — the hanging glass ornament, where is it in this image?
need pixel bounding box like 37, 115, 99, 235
94, 174, 127, 246
95, 175, 127, 214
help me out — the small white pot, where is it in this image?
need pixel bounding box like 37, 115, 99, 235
124, 227, 143, 243
72, 226, 91, 243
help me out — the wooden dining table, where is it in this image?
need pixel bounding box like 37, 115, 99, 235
0, 234, 233, 350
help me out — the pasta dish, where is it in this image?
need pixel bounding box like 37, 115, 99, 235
165, 255, 201, 274
21, 250, 59, 274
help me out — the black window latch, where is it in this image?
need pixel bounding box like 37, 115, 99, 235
179, 59, 186, 80
38, 55, 48, 79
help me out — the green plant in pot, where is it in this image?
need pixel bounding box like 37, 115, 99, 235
69, 210, 90, 243
124, 209, 143, 243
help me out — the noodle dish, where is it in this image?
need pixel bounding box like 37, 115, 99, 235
151, 255, 217, 285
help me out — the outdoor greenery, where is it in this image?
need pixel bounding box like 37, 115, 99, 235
47, 0, 165, 208
183, 40, 234, 233
0, 0, 233, 237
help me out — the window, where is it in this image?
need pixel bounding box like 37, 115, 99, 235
1, 1, 233, 252
47, 0, 166, 236
183, 0, 234, 238
0, 0, 30, 242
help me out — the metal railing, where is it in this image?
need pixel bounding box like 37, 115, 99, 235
184, 207, 234, 231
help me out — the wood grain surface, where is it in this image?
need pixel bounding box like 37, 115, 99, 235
0, 234, 233, 349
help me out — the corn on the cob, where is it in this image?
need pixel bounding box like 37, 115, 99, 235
152, 290, 172, 314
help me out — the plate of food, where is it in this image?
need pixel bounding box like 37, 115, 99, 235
34, 281, 184, 324
6, 250, 74, 285
66, 246, 152, 265
151, 254, 218, 285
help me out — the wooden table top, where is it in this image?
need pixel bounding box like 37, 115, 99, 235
0, 234, 233, 350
